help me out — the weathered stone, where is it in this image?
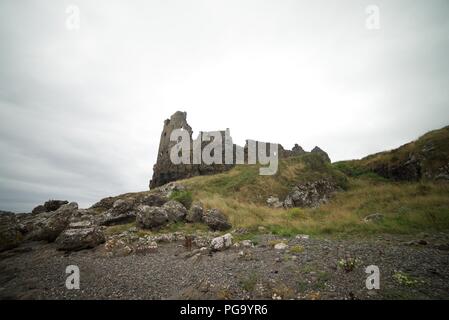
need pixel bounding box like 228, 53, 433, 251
266, 196, 283, 208
210, 233, 233, 251
136, 205, 169, 230
363, 213, 384, 223
31, 205, 46, 215
284, 179, 336, 208
186, 202, 204, 223
25, 202, 79, 242
44, 200, 69, 212
56, 227, 105, 251
156, 182, 186, 197
202, 209, 232, 231
274, 243, 288, 250
240, 240, 253, 248
91, 197, 116, 211
0, 213, 22, 252
97, 199, 136, 226
31, 200, 69, 215
68, 220, 93, 229
162, 200, 187, 222
149, 111, 332, 189
140, 193, 168, 207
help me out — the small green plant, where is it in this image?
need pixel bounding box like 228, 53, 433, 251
338, 258, 360, 273
240, 272, 258, 292
289, 245, 305, 254
393, 271, 422, 286
169, 190, 193, 209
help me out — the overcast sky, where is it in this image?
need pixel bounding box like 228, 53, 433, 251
1, 0, 448, 212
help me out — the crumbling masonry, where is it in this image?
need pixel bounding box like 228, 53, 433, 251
149, 111, 330, 189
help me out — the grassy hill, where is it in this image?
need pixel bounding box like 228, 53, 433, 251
178, 166, 448, 238
334, 125, 449, 181
104, 126, 449, 238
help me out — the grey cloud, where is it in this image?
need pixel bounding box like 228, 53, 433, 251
1, 0, 448, 212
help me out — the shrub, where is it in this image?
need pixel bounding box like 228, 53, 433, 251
338, 258, 360, 273
393, 271, 423, 286
169, 190, 193, 209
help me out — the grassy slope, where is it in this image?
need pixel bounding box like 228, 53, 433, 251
178, 154, 449, 237
106, 128, 449, 237
333, 125, 449, 179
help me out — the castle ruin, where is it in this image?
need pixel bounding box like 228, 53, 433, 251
149, 111, 330, 189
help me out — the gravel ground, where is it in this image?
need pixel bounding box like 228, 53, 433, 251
1, 232, 448, 300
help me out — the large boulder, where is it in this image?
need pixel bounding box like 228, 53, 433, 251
202, 209, 232, 231
44, 200, 69, 212
284, 180, 336, 208
136, 205, 169, 230
25, 202, 79, 242
139, 193, 168, 207
31, 205, 46, 215
0, 212, 22, 252
91, 197, 116, 211
31, 200, 68, 214
186, 202, 204, 223
162, 200, 187, 222
56, 227, 105, 251
96, 199, 135, 226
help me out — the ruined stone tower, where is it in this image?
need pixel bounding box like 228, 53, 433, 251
149, 111, 331, 189
149, 111, 235, 189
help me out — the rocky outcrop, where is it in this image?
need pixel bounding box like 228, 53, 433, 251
136, 205, 169, 230
202, 209, 232, 231
162, 200, 187, 222
56, 227, 105, 251
284, 180, 337, 208
0, 213, 22, 252
339, 126, 449, 182
96, 199, 136, 226
31, 200, 69, 214
91, 197, 116, 211
140, 193, 169, 207
186, 202, 204, 223
25, 202, 79, 242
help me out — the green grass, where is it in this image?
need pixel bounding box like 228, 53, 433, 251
335, 125, 449, 181
392, 271, 424, 287
239, 272, 259, 292
182, 153, 348, 205
289, 245, 305, 254
100, 127, 449, 237
180, 174, 449, 236
169, 190, 193, 209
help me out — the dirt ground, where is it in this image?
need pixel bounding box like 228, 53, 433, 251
1, 232, 448, 300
